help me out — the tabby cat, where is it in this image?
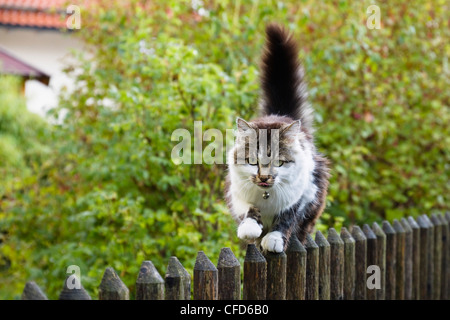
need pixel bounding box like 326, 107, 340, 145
225, 24, 330, 252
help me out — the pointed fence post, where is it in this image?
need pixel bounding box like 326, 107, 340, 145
265, 250, 287, 300
382, 221, 396, 300
136, 261, 164, 300
438, 213, 449, 300
407, 216, 421, 300
316, 230, 330, 300
393, 220, 405, 300
98, 267, 129, 300
363, 224, 377, 300
352, 226, 367, 300
286, 235, 306, 300
341, 227, 355, 300
165, 256, 191, 300
217, 248, 241, 300
59, 275, 91, 300
400, 218, 413, 300
422, 215, 435, 300
417, 215, 433, 300
372, 222, 386, 300
328, 228, 344, 300
194, 251, 218, 300
445, 212, 450, 298
431, 214, 443, 300
243, 244, 266, 300
21, 281, 48, 300
305, 234, 319, 300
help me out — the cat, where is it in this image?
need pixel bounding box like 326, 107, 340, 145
225, 23, 330, 253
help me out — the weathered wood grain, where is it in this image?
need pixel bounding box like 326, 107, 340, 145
422, 215, 435, 300
243, 244, 266, 300
286, 235, 306, 300
382, 221, 396, 300
372, 222, 386, 300
217, 247, 241, 300
438, 213, 448, 300
363, 224, 377, 300
340, 227, 355, 300
431, 214, 442, 300
305, 234, 319, 300
59, 275, 91, 300
316, 230, 330, 300
445, 212, 450, 298
165, 256, 191, 300
98, 267, 129, 300
352, 226, 367, 300
328, 228, 344, 300
194, 251, 218, 300
417, 215, 433, 300
393, 220, 405, 300
21, 281, 48, 300
136, 261, 164, 300
407, 216, 421, 300
400, 218, 413, 300
265, 250, 287, 300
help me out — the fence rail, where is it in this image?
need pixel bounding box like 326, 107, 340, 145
21, 213, 450, 300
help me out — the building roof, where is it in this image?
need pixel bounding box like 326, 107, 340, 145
0, 47, 50, 85
0, 0, 68, 29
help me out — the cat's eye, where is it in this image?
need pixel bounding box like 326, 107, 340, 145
246, 158, 258, 165
272, 160, 285, 167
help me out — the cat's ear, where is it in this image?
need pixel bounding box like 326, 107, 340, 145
236, 118, 253, 132
282, 120, 301, 136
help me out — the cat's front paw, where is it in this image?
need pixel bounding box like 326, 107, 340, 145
261, 231, 284, 253
237, 218, 263, 240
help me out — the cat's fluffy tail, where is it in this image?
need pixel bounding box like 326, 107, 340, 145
260, 23, 314, 131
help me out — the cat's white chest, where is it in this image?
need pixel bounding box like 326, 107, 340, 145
250, 189, 290, 227
231, 170, 317, 229
244, 179, 308, 228
228, 139, 317, 229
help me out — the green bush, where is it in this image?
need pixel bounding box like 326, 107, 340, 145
0, 76, 50, 189
0, 0, 448, 299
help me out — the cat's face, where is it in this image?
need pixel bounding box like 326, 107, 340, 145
229, 117, 304, 190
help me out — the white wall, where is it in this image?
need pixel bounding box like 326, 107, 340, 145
0, 28, 84, 118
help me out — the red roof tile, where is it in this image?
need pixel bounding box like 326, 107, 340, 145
0, 0, 68, 11
0, 0, 70, 29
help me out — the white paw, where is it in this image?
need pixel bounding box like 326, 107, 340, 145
261, 231, 284, 253
237, 218, 263, 240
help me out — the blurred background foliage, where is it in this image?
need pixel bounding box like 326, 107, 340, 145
0, 0, 448, 299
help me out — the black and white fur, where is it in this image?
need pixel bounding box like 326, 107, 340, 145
225, 24, 330, 253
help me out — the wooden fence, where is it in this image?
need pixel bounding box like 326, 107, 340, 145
21, 213, 450, 300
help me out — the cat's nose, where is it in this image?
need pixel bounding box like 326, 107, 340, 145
259, 176, 270, 182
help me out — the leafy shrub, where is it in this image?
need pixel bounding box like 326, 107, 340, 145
0, 0, 448, 299
0, 76, 50, 190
